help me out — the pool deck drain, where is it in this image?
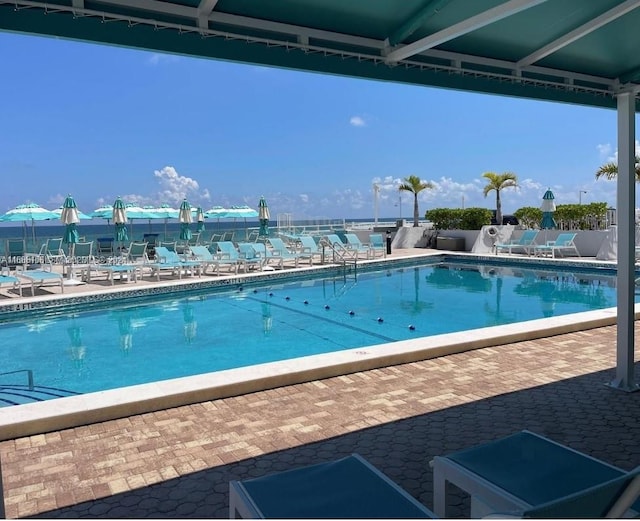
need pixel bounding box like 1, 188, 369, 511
0, 248, 638, 518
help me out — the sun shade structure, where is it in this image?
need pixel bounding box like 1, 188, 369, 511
1, 1, 639, 111
2, 0, 638, 389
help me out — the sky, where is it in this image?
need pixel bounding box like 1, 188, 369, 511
1, 31, 639, 223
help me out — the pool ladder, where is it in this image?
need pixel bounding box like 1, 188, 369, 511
0, 369, 81, 406
319, 238, 358, 275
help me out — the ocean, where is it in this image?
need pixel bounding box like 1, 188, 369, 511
0, 217, 388, 252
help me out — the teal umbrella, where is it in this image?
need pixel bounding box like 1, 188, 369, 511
540, 189, 557, 229
195, 207, 205, 233
258, 196, 270, 237
61, 195, 81, 248
112, 196, 128, 245
179, 199, 192, 240
0, 203, 58, 246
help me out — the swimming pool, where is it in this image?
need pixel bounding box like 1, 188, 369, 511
0, 258, 622, 408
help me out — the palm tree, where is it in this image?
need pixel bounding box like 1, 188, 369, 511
398, 175, 434, 227
595, 156, 640, 181
482, 172, 517, 225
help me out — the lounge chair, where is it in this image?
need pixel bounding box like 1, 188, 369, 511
297, 235, 324, 263
188, 245, 222, 275
65, 241, 94, 279
494, 229, 539, 255
41, 237, 67, 265
15, 265, 64, 295
369, 233, 386, 258
146, 246, 201, 280
236, 242, 267, 270
0, 267, 23, 296
432, 430, 640, 518
81, 243, 138, 285
229, 454, 436, 519
344, 233, 373, 259
267, 237, 312, 268
533, 232, 580, 258
123, 242, 149, 264
215, 241, 263, 273
4, 238, 32, 268
96, 237, 115, 257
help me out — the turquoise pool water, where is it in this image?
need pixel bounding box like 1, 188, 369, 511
0, 260, 622, 406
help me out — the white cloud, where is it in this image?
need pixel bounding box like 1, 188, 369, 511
349, 116, 366, 127
147, 53, 180, 66
596, 140, 640, 163
153, 166, 210, 206
299, 194, 309, 203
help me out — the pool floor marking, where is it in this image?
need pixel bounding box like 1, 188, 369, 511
240, 294, 397, 343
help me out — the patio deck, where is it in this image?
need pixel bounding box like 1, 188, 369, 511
0, 248, 638, 518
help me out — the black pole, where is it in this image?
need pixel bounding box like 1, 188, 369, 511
386, 230, 392, 254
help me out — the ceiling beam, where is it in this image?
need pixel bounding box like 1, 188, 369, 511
386, 0, 451, 47
385, 0, 548, 63
197, 0, 219, 30
518, 0, 640, 68
94, 0, 195, 20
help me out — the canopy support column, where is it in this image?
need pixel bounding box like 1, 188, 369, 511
609, 90, 639, 392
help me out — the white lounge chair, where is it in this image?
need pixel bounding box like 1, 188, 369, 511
229, 454, 435, 518
433, 430, 640, 518
533, 233, 580, 258
15, 265, 64, 295
494, 229, 539, 255
0, 267, 23, 296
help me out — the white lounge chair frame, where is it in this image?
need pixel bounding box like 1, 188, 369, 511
433, 430, 639, 518
229, 453, 435, 519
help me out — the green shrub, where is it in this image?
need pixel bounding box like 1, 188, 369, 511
426, 207, 492, 230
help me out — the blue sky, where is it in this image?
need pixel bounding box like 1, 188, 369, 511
1, 31, 638, 222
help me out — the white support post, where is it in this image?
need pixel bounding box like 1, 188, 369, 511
609, 91, 639, 392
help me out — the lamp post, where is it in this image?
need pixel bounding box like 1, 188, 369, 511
579, 190, 588, 204
373, 183, 379, 225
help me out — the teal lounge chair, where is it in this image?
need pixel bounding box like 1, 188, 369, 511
344, 233, 373, 259
369, 233, 386, 258
124, 242, 149, 264
267, 237, 312, 268
297, 235, 323, 263
188, 245, 221, 275
236, 242, 267, 270
229, 454, 435, 519
216, 241, 261, 273
495, 229, 539, 256
533, 232, 580, 258
147, 246, 201, 280
0, 267, 23, 296
433, 430, 640, 518
16, 265, 64, 295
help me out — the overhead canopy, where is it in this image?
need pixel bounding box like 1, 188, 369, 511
1, 0, 639, 109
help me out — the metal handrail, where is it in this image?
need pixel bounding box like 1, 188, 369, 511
0, 369, 34, 390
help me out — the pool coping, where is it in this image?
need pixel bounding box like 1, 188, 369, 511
0, 252, 630, 441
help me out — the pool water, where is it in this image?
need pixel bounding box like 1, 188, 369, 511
0, 261, 621, 406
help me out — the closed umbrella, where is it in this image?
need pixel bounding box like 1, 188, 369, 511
258, 196, 270, 238
195, 207, 205, 233
61, 195, 81, 249
0, 203, 58, 247
540, 189, 557, 229
112, 196, 128, 248
179, 199, 192, 241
